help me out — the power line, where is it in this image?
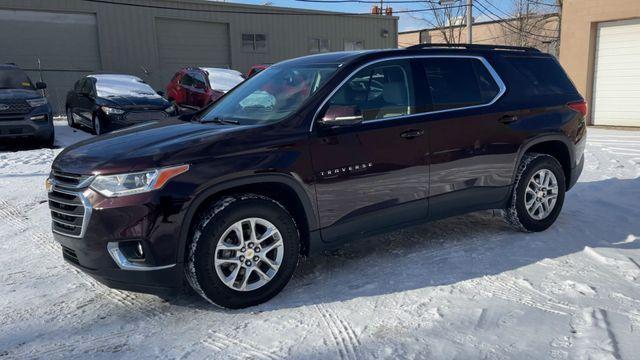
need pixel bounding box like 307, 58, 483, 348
296, 0, 440, 3
478, 0, 558, 33
473, 1, 559, 40
78, 0, 463, 16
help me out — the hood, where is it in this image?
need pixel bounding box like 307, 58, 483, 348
98, 94, 169, 110
0, 88, 43, 101
53, 118, 251, 174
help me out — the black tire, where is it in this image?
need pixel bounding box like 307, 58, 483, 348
186, 194, 300, 309
92, 114, 102, 135
38, 129, 55, 148
66, 108, 75, 128
504, 153, 566, 232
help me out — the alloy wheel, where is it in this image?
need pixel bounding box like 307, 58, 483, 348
214, 217, 284, 292
524, 168, 559, 220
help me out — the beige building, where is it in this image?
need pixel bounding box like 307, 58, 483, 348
559, 0, 640, 126
399, 16, 559, 55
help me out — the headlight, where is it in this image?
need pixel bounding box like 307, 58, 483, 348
164, 105, 175, 113
26, 98, 48, 107
90, 164, 189, 197
101, 106, 125, 115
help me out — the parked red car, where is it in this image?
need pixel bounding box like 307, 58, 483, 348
246, 64, 271, 78
166, 67, 245, 109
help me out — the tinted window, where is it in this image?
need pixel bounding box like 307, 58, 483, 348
80, 78, 94, 95
93, 76, 158, 97
506, 56, 576, 95
191, 71, 207, 89
0, 67, 34, 90
325, 60, 415, 122
421, 58, 500, 111
180, 73, 194, 87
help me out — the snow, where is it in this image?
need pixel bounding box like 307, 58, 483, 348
1, 123, 639, 359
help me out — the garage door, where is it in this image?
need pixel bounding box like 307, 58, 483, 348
0, 9, 101, 114
592, 18, 640, 126
155, 18, 230, 84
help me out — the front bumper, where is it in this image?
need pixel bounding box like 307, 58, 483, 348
49, 178, 190, 296
0, 106, 53, 139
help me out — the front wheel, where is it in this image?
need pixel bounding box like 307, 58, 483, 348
504, 153, 566, 232
186, 194, 300, 308
66, 108, 75, 127
92, 114, 102, 135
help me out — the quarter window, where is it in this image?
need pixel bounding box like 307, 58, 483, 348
323, 60, 415, 122
421, 57, 501, 111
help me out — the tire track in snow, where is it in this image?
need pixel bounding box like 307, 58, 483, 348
478, 275, 576, 315
314, 304, 360, 360
569, 308, 621, 360
203, 331, 280, 360
6, 330, 133, 359
0, 199, 29, 232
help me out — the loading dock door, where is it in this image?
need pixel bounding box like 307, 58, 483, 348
592, 18, 640, 126
155, 18, 231, 85
0, 9, 101, 114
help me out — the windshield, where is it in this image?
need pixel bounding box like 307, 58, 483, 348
206, 69, 245, 92
95, 76, 158, 98
0, 68, 35, 90
200, 63, 340, 125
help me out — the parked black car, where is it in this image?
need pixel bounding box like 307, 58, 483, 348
66, 74, 175, 135
48, 45, 586, 308
0, 63, 54, 146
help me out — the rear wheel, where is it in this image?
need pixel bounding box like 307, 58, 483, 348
186, 194, 300, 308
66, 108, 75, 128
504, 153, 566, 232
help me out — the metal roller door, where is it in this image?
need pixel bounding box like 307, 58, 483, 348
155, 18, 231, 84
592, 18, 640, 126
0, 9, 101, 114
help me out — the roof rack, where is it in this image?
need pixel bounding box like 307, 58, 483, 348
405, 43, 540, 53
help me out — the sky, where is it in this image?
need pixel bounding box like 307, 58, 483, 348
229, 0, 522, 32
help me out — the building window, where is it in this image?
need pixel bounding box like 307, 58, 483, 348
309, 38, 330, 53
419, 30, 429, 44
242, 33, 267, 52
344, 40, 364, 51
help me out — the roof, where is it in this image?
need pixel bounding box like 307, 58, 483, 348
88, 74, 144, 81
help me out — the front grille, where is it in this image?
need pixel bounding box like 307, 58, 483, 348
48, 171, 92, 238
0, 114, 25, 122
51, 170, 92, 188
61, 245, 80, 265
125, 111, 167, 122
0, 100, 31, 114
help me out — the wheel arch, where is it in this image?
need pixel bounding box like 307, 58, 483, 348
515, 135, 573, 188
177, 174, 318, 261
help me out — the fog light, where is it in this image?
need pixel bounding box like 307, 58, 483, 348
30, 114, 47, 121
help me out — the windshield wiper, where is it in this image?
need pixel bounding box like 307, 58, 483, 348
202, 116, 240, 125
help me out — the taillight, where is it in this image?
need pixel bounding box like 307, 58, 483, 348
568, 100, 588, 117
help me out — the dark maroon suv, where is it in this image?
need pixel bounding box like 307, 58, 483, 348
48, 44, 586, 308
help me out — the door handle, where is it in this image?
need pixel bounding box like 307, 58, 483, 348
499, 114, 518, 124
400, 129, 425, 139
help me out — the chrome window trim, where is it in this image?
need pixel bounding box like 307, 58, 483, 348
309, 55, 507, 131
50, 186, 92, 239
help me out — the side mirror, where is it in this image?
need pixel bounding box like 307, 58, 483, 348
35, 81, 47, 90
157, 90, 165, 97
318, 105, 363, 127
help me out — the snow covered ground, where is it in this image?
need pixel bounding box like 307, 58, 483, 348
1, 123, 639, 359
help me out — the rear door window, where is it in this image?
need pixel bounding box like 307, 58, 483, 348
420, 57, 501, 111
505, 56, 577, 95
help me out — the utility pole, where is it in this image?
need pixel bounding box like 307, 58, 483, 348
466, 0, 473, 43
